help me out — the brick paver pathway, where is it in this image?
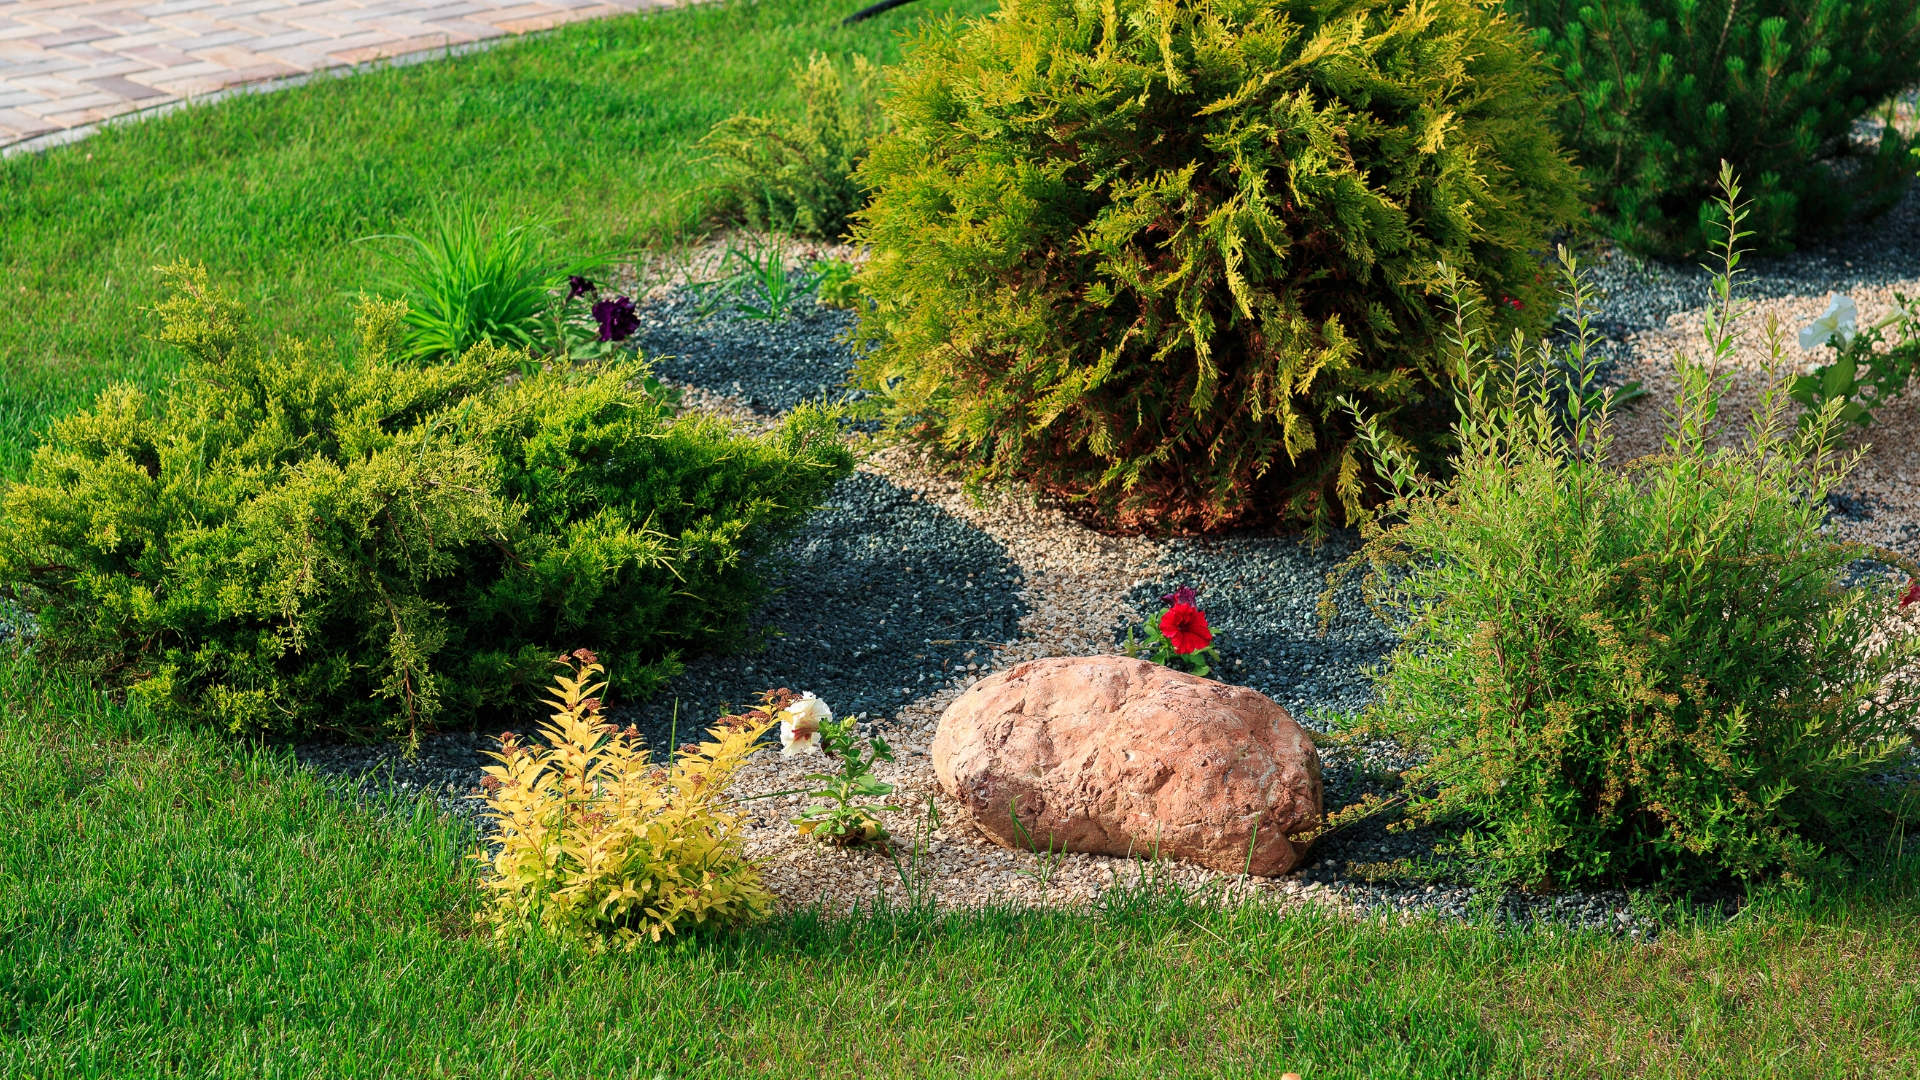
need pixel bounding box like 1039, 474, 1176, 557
0, 0, 672, 150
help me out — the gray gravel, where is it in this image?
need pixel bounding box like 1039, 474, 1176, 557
612, 469, 1026, 751
1578, 181, 1920, 337
295, 207, 1920, 932
294, 732, 495, 826
632, 290, 863, 415
1123, 531, 1397, 719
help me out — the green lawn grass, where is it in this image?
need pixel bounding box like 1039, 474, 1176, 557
0, 0, 985, 478
6, 4, 1920, 1076
3, 651, 1917, 1079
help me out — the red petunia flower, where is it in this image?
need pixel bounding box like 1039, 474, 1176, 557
1901, 578, 1920, 609
1159, 603, 1212, 655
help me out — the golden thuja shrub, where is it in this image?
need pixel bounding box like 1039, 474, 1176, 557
472, 651, 784, 947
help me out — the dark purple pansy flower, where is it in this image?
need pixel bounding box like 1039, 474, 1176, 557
567, 275, 597, 300
1159, 585, 1198, 608
592, 295, 639, 342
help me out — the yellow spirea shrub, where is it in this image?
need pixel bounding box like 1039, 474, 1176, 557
472, 652, 783, 947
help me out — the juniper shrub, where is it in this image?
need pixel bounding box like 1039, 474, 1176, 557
0, 264, 853, 742
851, 0, 1582, 532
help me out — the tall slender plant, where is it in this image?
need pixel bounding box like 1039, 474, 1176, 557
1330, 166, 1920, 887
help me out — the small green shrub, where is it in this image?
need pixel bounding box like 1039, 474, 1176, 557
364, 205, 598, 360
1332, 175, 1920, 887
851, 0, 1582, 533
812, 258, 862, 309
0, 264, 853, 741
474, 654, 777, 948
1513, 0, 1920, 256
701, 53, 884, 239
776, 693, 902, 848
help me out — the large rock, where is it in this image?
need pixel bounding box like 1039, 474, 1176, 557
931, 655, 1322, 876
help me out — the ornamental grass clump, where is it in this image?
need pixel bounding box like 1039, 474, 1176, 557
364, 204, 602, 361
472, 653, 777, 947
852, 0, 1582, 533
1330, 169, 1920, 888
0, 264, 853, 742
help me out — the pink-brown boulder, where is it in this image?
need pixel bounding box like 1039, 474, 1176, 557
930, 655, 1322, 876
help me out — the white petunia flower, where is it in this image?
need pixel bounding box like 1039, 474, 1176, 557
1799, 294, 1858, 352
779, 692, 831, 756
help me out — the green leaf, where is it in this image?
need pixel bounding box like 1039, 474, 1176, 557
1821, 356, 1858, 399
1787, 373, 1821, 407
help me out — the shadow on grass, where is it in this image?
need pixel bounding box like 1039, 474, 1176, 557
3, 647, 1917, 1078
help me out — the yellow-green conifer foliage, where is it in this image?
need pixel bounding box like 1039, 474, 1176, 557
0, 265, 853, 741
853, 0, 1582, 532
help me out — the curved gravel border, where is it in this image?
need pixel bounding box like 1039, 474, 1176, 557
297, 209, 1920, 934
633, 290, 865, 415
615, 469, 1028, 750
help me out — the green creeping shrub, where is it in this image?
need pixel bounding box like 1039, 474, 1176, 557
701, 53, 885, 239
1332, 174, 1920, 887
851, 0, 1582, 533
0, 264, 854, 742
1513, 0, 1920, 257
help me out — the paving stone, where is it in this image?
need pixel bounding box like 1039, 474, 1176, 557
26, 27, 119, 47
0, 107, 62, 138
85, 73, 165, 96
43, 102, 120, 124
119, 42, 199, 63
1, 0, 679, 150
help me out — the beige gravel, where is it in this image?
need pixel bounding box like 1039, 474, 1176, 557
1607, 285, 1920, 562
649, 388, 1342, 914
671, 271, 1920, 917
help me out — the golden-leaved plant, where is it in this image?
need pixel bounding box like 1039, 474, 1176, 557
472, 651, 780, 947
